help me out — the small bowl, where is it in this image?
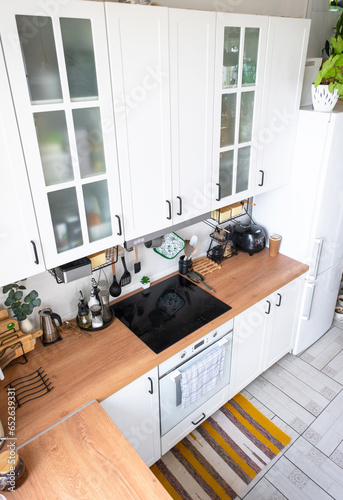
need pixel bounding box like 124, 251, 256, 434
338, 295, 343, 307
334, 307, 343, 322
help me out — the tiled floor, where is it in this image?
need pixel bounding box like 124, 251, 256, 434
237, 325, 343, 500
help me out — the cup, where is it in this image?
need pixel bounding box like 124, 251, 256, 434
179, 255, 193, 275
269, 234, 282, 257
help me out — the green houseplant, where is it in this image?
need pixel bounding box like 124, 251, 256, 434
313, 39, 343, 111
323, 12, 343, 57
2, 281, 41, 322
140, 276, 151, 289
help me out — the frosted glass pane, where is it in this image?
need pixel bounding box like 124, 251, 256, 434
222, 27, 240, 89
34, 111, 73, 186
48, 188, 83, 253
237, 146, 251, 193
73, 108, 106, 178
83, 180, 112, 243
239, 92, 255, 143
60, 18, 98, 100
221, 94, 237, 148
219, 150, 233, 198
243, 28, 259, 86
16, 15, 62, 104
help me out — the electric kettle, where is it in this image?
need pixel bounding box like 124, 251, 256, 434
39, 308, 63, 345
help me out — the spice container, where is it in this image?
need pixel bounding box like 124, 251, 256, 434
0, 450, 27, 491
98, 290, 112, 323
90, 304, 103, 328
77, 291, 91, 329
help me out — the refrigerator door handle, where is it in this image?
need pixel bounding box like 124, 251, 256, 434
301, 281, 316, 321
308, 238, 323, 280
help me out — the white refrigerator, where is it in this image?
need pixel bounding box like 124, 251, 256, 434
253, 101, 343, 354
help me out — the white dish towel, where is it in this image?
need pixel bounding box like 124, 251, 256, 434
180, 345, 225, 409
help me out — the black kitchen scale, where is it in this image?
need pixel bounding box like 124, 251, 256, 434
110, 274, 231, 354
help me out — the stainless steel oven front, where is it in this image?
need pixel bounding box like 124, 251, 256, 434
158, 319, 233, 446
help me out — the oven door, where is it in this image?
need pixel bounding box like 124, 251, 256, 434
159, 331, 232, 436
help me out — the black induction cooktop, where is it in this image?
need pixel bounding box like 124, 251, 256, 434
110, 274, 231, 354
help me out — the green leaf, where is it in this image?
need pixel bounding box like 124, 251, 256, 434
32, 298, 41, 307
4, 297, 13, 307
21, 304, 31, 315
18, 285, 26, 290
14, 291, 23, 301
2, 284, 16, 294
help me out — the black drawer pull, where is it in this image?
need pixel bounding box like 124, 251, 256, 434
265, 300, 271, 315
192, 413, 206, 426
30, 240, 39, 265
166, 200, 172, 220
276, 293, 282, 307
115, 215, 122, 236
176, 196, 182, 216
148, 377, 153, 394
258, 170, 264, 187
216, 183, 221, 202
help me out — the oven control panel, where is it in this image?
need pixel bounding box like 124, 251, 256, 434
159, 318, 233, 376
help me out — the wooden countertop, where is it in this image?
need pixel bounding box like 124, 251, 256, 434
7, 401, 171, 500
0, 250, 308, 448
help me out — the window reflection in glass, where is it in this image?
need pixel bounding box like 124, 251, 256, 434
16, 15, 63, 104
48, 188, 83, 253
222, 27, 240, 89
60, 18, 98, 100
220, 94, 237, 148
219, 150, 234, 198
83, 180, 112, 243
236, 146, 251, 193
243, 28, 259, 86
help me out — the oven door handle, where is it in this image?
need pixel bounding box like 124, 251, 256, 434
170, 369, 182, 383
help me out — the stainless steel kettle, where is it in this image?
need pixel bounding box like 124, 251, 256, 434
39, 308, 62, 345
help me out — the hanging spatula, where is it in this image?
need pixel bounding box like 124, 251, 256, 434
120, 254, 131, 286
134, 245, 141, 274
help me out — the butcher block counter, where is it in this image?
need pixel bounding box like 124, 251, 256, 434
0, 250, 308, 498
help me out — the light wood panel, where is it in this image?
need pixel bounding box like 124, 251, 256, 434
0, 249, 308, 447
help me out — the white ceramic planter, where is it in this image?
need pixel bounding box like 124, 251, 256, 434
311, 84, 339, 112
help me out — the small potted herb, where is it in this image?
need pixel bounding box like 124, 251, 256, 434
140, 276, 151, 289
2, 280, 41, 332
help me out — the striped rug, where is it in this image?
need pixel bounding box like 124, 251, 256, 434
151, 393, 291, 500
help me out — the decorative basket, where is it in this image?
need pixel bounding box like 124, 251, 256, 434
311, 84, 339, 112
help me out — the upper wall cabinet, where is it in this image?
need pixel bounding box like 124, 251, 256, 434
169, 9, 216, 224
255, 17, 310, 195
212, 14, 268, 209
0, 0, 124, 269
106, 4, 172, 243
0, 45, 45, 286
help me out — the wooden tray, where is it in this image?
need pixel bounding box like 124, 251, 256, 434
192, 257, 222, 277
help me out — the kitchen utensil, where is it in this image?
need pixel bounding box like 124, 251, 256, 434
39, 308, 63, 344
189, 247, 197, 260
184, 244, 193, 261
65, 321, 92, 337
120, 254, 131, 286
189, 235, 198, 247
187, 271, 214, 292
134, 246, 141, 274
109, 259, 121, 297
231, 223, 266, 256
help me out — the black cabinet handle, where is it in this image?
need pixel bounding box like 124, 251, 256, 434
115, 215, 122, 236
265, 300, 271, 315
276, 293, 282, 307
192, 413, 206, 426
166, 200, 172, 220
176, 196, 182, 216
216, 183, 221, 202
148, 377, 153, 394
30, 240, 39, 265
258, 170, 264, 187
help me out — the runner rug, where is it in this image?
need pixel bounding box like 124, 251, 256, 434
150, 392, 291, 500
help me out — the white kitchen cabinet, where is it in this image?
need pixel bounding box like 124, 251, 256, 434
106, 4, 172, 243
0, 0, 124, 270
212, 14, 268, 209
254, 17, 310, 194
0, 43, 45, 286
230, 278, 301, 396
169, 9, 216, 223
100, 367, 160, 467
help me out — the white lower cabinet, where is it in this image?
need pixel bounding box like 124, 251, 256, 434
100, 367, 161, 467
230, 277, 301, 396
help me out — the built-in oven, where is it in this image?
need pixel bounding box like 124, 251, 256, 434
158, 318, 233, 453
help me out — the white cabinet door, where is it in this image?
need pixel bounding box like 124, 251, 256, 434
0, 0, 124, 270
100, 367, 160, 467
106, 4, 172, 243
212, 14, 268, 209
169, 9, 215, 223
0, 44, 45, 286
255, 17, 310, 194
230, 298, 267, 396
264, 278, 302, 369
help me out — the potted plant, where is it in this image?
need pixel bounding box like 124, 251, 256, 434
322, 12, 343, 57
2, 280, 41, 332
313, 43, 343, 111
140, 276, 151, 289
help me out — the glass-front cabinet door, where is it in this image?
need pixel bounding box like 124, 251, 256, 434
0, 1, 123, 269
212, 14, 268, 209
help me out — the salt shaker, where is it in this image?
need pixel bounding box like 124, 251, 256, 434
90, 304, 103, 328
